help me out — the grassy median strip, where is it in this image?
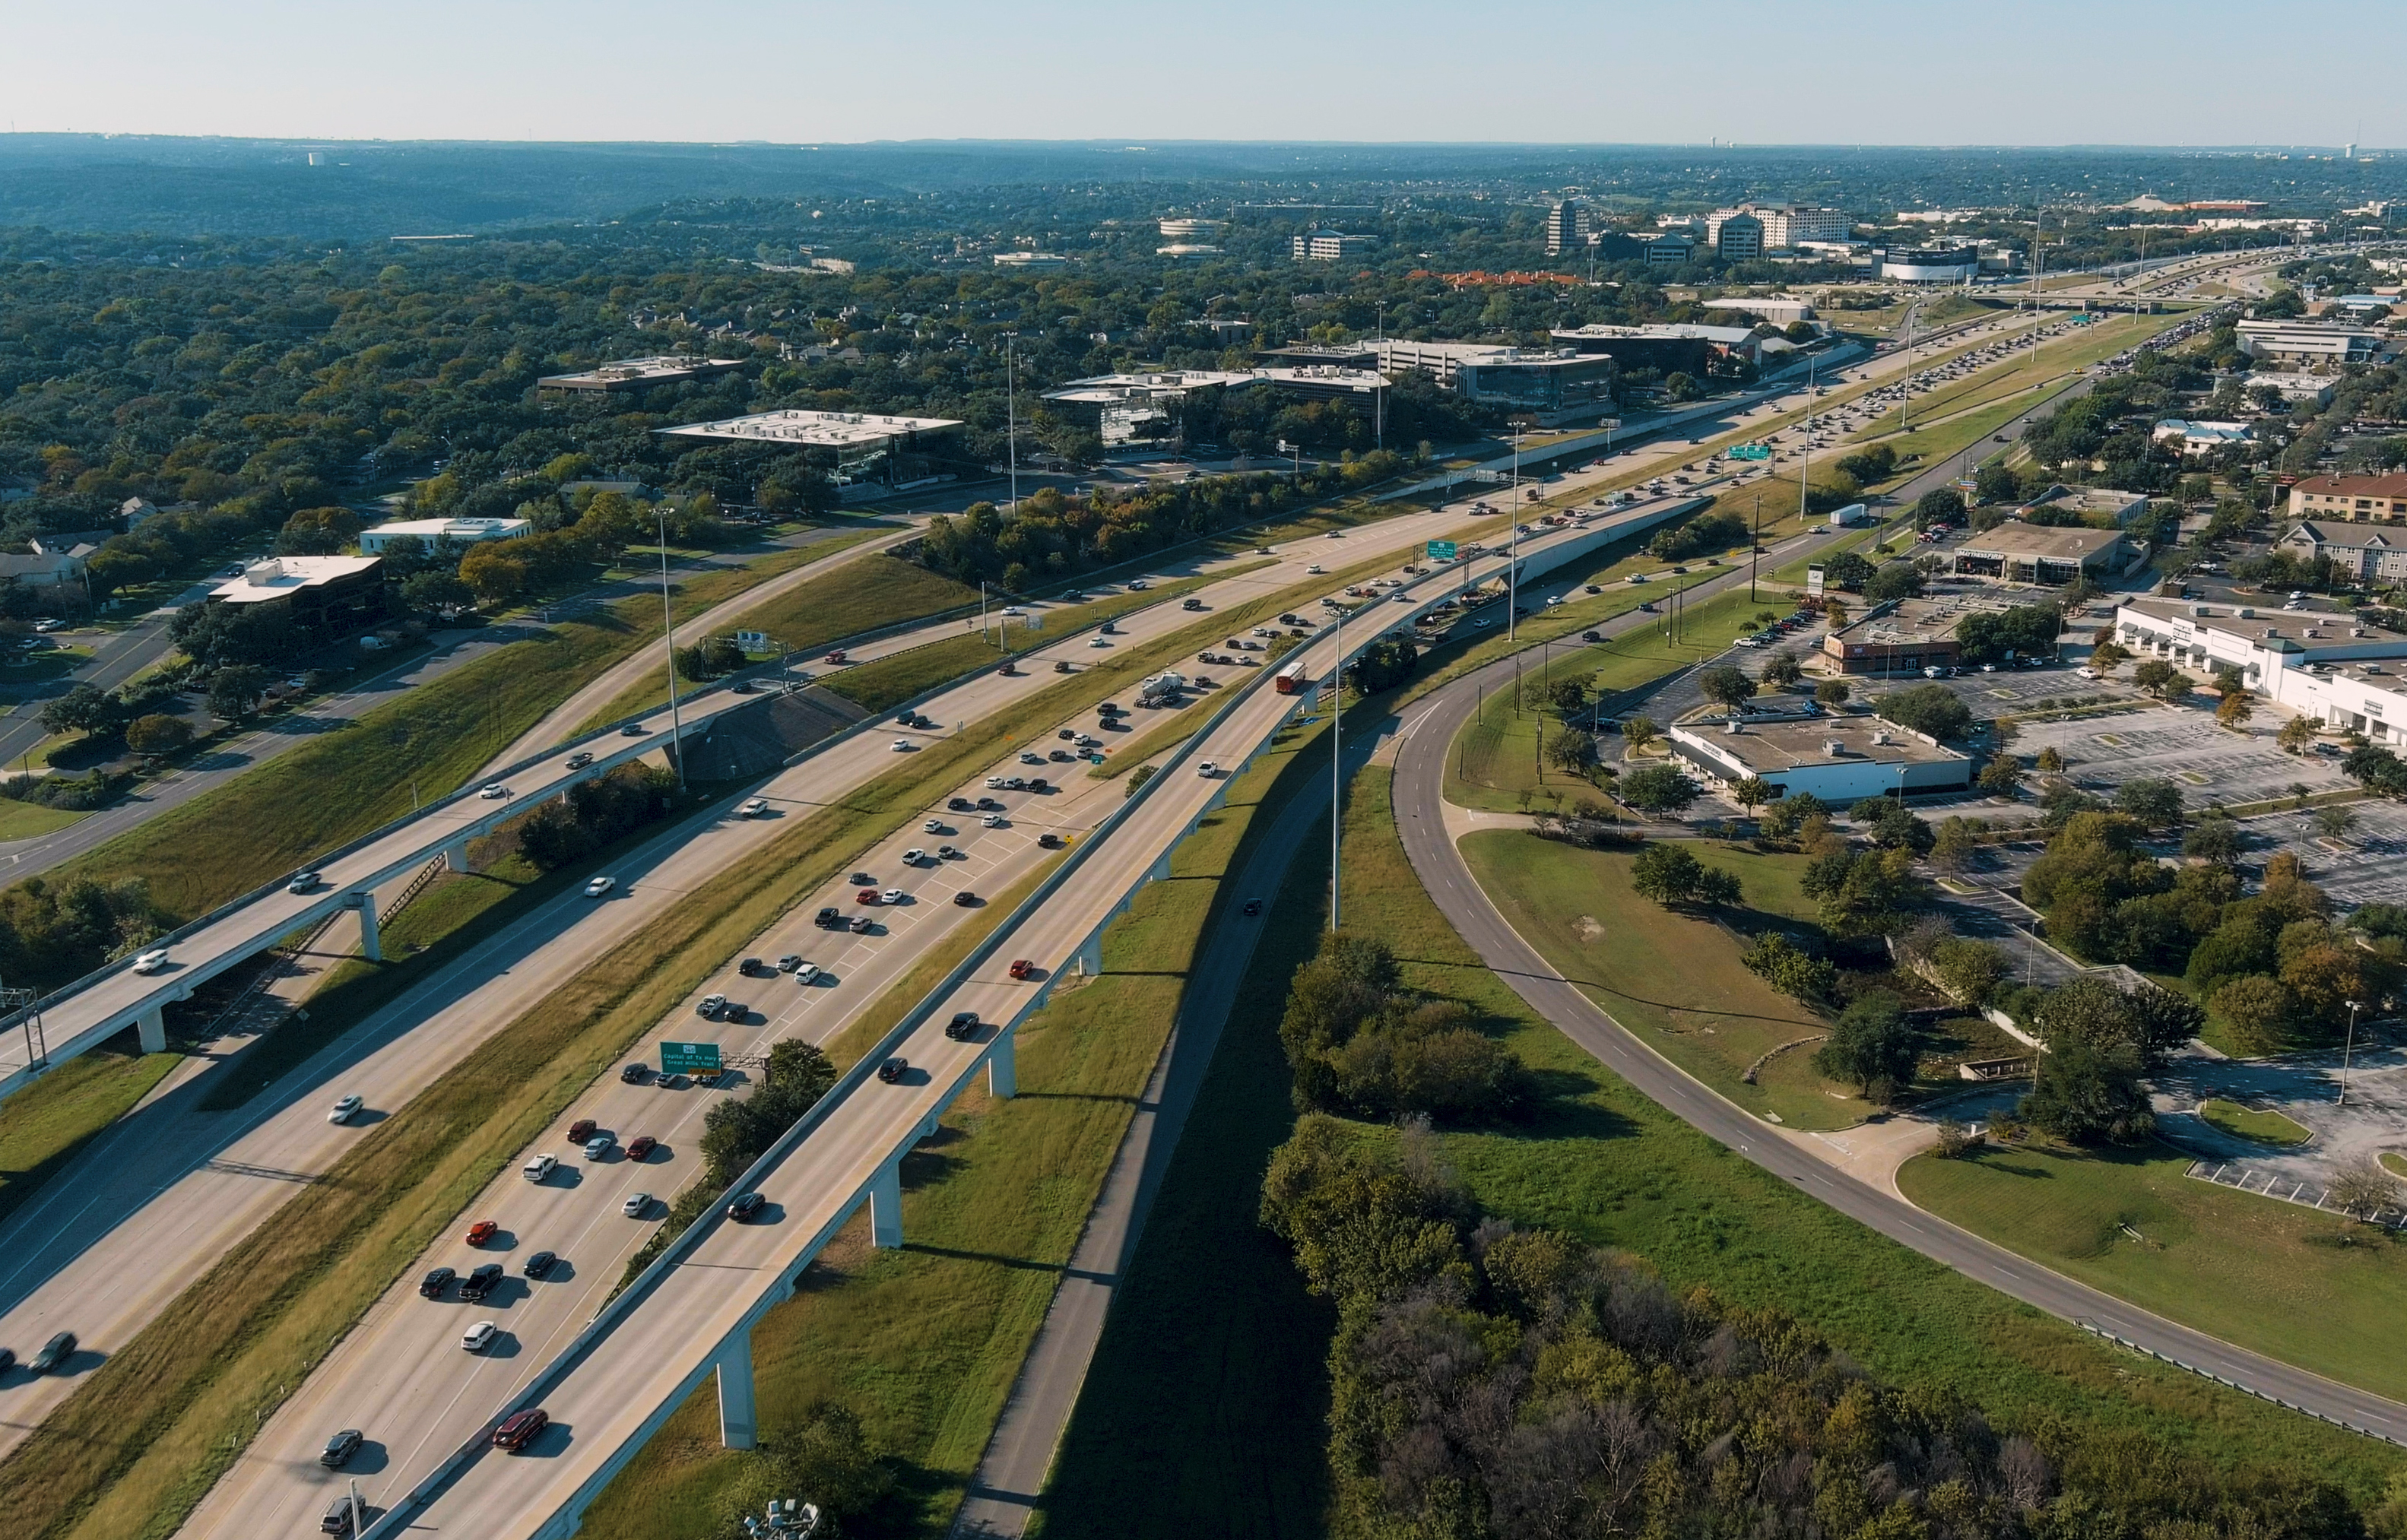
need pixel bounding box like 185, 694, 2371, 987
8, 553, 1441, 1539
573, 699, 1337, 1538
0, 1049, 182, 1231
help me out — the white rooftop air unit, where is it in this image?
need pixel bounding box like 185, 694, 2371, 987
1825, 740, 1847, 758
2237, 607, 2255, 618
1724, 719, 1743, 734
1871, 730, 1892, 745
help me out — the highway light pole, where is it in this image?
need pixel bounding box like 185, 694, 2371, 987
657, 502, 686, 791
1330, 599, 1342, 933
1004, 333, 1020, 512
2341, 999, 2364, 1105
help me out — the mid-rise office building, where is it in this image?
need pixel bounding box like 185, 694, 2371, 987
1292, 230, 1378, 262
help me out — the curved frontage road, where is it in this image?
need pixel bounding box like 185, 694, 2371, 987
1390, 618, 2407, 1447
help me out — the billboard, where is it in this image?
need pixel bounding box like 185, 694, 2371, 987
1806, 566, 1826, 597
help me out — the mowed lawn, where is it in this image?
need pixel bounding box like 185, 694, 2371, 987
1460, 830, 1866, 1130
0, 1048, 182, 1229
1899, 1139, 2407, 1405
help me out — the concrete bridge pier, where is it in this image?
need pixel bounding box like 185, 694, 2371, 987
987, 1028, 1016, 1101
1073, 931, 1103, 978
353, 892, 382, 963
715, 1332, 757, 1450
869, 1159, 904, 1250
138, 1006, 167, 1054
441, 838, 471, 873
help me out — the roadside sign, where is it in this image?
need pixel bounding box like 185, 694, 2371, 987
1728, 443, 1772, 461
1806, 566, 1826, 597
660, 1041, 722, 1075
735, 630, 769, 654
1469, 468, 1510, 483
1025, 613, 1042, 630
1427, 540, 1458, 562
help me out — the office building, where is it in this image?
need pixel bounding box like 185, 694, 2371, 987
658, 410, 966, 490
1712, 213, 1765, 262
2234, 319, 2385, 369
1947, 521, 2133, 585
1879, 245, 1982, 283
1707, 203, 1852, 250
2278, 520, 2407, 582
1670, 712, 1972, 803
1550, 322, 1765, 374
1039, 372, 1253, 445
358, 516, 535, 556
208, 556, 390, 631
2149, 420, 2253, 458
1292, 230, 1378, 262
536, 356, 747, 396
1819, 597, 1977, 676
1373, 341, 1616, 414
1545, 200, 1580, 257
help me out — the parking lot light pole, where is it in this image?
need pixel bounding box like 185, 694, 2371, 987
658, 502, 686, 791
2341, 999, 2364, 1106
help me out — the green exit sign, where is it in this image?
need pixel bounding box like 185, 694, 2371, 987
1427, 540, 1458, 561
660, 1041, 722, 1075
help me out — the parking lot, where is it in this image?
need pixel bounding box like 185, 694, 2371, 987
2010, 705, 2354, 810
2239, 800, 2407, 911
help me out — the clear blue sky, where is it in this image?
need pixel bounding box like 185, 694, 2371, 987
10, 0, 2398, 147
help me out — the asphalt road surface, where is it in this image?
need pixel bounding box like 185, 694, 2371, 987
1390, 603, 2407, 1447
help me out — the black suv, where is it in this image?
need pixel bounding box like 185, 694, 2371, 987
727, 1191, 766, 1222
620, 1062, 649, 1084
877, 1057, 909, 1083
815, 907, 845, 928
948, 796, 975, 811
419, 1266, 456, 1299
460, 1263, 504, 1303
320, 1428, 364, 1468
945, 1011, 980, 1041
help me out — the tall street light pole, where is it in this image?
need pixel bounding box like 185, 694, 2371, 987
1330, 600, 1343, 933
1004, 333, 1020, 512
657, 502, 685, 791
2341, 999, 2364, 1105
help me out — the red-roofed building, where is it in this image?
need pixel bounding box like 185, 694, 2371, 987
2288, 472, 2407, 524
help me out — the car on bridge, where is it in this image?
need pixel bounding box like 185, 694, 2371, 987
727, 1191, 766, 1222
328, 1094, 363, 1124
584, 876, 616, 898
621, 1193, 652, 1218
492, 1408, 547, 1450
877, 1057, 908, 1084
132, 948, 170, 974
288, 871, 322, 894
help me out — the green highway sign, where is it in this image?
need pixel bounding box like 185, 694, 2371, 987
660, 1041, 722, 1075
1427, 540, 1458, 561
1728, 443, 1772, 461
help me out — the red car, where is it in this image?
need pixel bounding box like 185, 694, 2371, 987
1008, 959, 1035, 981
626, 1135, 658, 1161
465, 1219, 498, 1247
855, 888, 880, 904
566, 1118, 597, 1144
493, 1407, 547, 1451
824, 649, 847, 664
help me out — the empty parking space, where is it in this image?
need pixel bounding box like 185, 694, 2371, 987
2011, 707, 2353, 808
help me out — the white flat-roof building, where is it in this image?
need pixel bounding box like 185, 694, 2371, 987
2242, 372, 2336, 407
1374, 341, 1617, 413
2234, 319, 2386, 369
1670, 711, 1972, 802
2115, 594, 2407, 743
1701, 296, 1816, 325
1949, 521, 2133, 585
358, 516, 534, 555
537, 356, 747, 395
991, 252, 1068, 268
1292, 230, 1377, 262
1879, 245, 1980, 283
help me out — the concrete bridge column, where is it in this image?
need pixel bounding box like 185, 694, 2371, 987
441, 838, 471, 873
1073, 930, 1104, 978
869, 1159, 904, 1250
715, 1332, 757, 1450
353, 893, 382, 964
137, 1006, 167, 1054
987, 1028, 1016, 1101
1149, 849, 1174, 883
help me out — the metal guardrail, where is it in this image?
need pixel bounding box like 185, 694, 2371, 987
360, 499, 1696, 1539
2072, 1318, 2407, 1447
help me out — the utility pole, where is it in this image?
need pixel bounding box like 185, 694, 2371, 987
1004, 333, 1020, 512
1749, 490, 1763, 602
2341, 999, 2364, 1105
1508, 420, 1527, 642
657, 502, 685, 791
1797, 357, 1816, 532
1330, 598, 1342, 933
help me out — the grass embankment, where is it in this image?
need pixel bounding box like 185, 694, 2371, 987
1900, 1139, 2407, 1405
1443, 588, 1768, 815
1852, 311, 2168, 441
45, 543, 869, 923
577, 550, 971, 732
0, 1049, 182, 1230
1038, 764, 2404, 1532
576, 700, 1339, 1538
0, 801, 88, 842
3, 549, 1458, 1540
2199, 1098, 2314, 1146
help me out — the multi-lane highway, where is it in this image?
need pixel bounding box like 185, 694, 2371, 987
0, 486, 1534, 1476
0, 307, 2155, 1526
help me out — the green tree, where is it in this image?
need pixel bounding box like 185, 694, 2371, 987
1975, 756, 2022, 795
2277, 715, 2318, 754
2183, 816, 2241, 866
1619, 762, 1698, 815
1930, 815, 1980, 874
1698, 664, 1755, 711
1730, 775, 1776, 813
39, 683, 124, 739
1619, 715, 1659, 753
1742, 933, 1837, 1001
1760, 651, 1803, 689
124, 713, 194, 755
2019, 1031, 2154, 1144
2315, 803, 2359, 841
1812, 991, 1918, 1103
206, 664, 269, 723
1814, 678, 1851, 707
2114, 777, 2185, 829
1873, 683, 1974, 741
402, 569, 474, 615
1546, 727, 1597, 776
1630, 842, 1706, 906
1545, 677, 1589, 715
1801, 847, 1923, 939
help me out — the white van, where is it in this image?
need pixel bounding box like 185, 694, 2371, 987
523, 1153, 559, 1183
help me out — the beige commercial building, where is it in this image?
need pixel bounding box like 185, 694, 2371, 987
1948, 521, 2132, 585
2288, 471, 2407, 524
